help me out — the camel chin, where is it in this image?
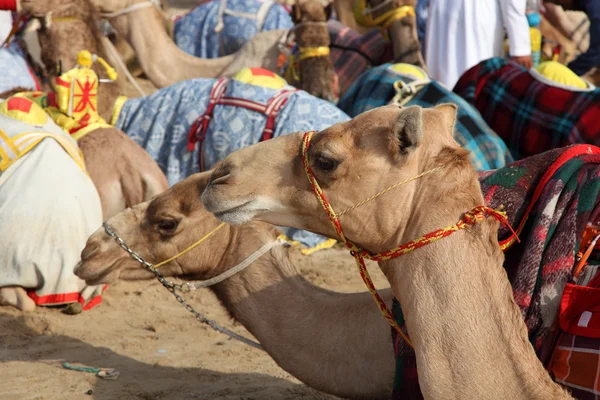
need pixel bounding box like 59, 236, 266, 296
0, 287, 36, 312
201, 192, 281, 226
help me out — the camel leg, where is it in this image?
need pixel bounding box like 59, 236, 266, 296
0, 286, 36, 312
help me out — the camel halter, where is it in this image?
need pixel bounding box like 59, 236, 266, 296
301, 131, 519, 348
103, 221, 289, 350
353, 0, 415, 31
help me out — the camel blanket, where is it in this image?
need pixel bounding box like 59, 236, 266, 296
0, 41, 39, 94
454, 57, 600, 160
390, 145, 600, 398
328, 20, 392, 96
173, 0, 293, 58
114, 78, 349, 248
0, 109, 104, 309
337, 63, 513, 171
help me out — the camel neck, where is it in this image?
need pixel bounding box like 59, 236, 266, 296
380, 209, 570, 399
114, 7, 232, 87
387, 18, 425, 68
208, 236, 395, 399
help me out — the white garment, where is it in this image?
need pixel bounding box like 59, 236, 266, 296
0, 11, 12, 44
425, 0, 532, 89
0, 113, 104, 306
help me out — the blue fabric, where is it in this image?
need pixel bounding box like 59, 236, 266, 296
173, 0, 293, 59
0, 41, 38, 93
568, 0, 600, 75
115, 78, 350, 247
337, 64, 513, 171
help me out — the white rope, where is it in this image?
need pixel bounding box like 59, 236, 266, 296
101, 36, 147, 96
183, 238, 289, 291
100, 1, 158, 19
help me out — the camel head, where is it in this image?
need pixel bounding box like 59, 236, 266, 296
19, 0, 95, 20
75, 171, 278, 286
202, 104, 474, 253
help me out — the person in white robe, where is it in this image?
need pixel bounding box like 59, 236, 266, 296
425, 0, 534, 89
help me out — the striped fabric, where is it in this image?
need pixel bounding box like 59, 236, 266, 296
328, 20, 393, 95
337, 63, 513, 170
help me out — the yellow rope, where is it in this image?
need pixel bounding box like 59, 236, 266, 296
336, 167, 444, 218
353, 0, 415, 28
297, 46, 330, 61
152, 223, 226, 270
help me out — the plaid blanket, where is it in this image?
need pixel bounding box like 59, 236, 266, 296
0, 41, 39, 93
328, 20, 392, 96
173, 0, 293, 58
114, 78, 349, 248
391, 145, 600, 398
453, 57, 600, 160
337, 63, 513, 171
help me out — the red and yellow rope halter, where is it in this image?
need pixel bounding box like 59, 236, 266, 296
301, 130, 519, 348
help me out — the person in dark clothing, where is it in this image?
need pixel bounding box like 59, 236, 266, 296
545, 0, 600, 75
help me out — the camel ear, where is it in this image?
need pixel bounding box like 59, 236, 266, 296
394, 106, 423, 153
291, 4, 301, 23
324, 3, 333, 20
434, 103, 458, 136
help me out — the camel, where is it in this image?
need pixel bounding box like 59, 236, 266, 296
201, 105, 573, 399
13, 0, 169, 219
74, 171, 396, 400
95, 0, 424, 91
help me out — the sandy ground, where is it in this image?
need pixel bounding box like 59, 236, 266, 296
0, 245, 390, 400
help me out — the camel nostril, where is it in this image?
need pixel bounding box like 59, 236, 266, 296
81, 245, 99, 260
210, 164, 232, 185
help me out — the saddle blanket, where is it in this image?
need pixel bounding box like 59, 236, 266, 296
173, 0, 293, 58
390, 145, 600, 398
328, 20, 392, 96
0, 100, 104, 310
454, 57, 600, 160
337, 63, 513, 171
0, 41, 40, 94
114, 77, 349, 248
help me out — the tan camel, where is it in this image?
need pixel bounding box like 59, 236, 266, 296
201, 105, 573, 399
74, 171, 395, 400
93, 0, 285, 87
14, 0, 170, 219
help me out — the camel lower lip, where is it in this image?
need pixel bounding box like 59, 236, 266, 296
212, 200, 253, 217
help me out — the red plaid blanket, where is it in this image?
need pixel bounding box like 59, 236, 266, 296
453, 57, 600, 160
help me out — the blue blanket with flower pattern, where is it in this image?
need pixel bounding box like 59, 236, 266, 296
114, 78, 349, 247
0, 41, 39, 93
173, 0, 293, 59
337, 63, 513, 171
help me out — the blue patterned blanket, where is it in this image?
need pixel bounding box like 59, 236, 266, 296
173, 0, 293, 58
0, 41, 39, 93
337, 63, 513, 171
115, 78, 349, 247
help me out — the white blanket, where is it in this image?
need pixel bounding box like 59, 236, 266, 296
0, 114, 104, 308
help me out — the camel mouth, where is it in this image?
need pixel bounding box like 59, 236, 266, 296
202, 191, 282, 226
74, 257, 126, 286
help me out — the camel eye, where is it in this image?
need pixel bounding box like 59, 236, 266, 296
316, 156, 337, 172
157, 219, 178, 235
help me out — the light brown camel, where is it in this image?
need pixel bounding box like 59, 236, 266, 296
93, 0, 285, 87
288, 1, 338, 101
332, 0, 371, 34
12, 0, 170, 219
201, 105, 573, 399
74, 171, 395, 400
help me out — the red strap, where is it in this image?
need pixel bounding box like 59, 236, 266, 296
0, 0, 16, 11
187, 77, 229, 151
262, 89, 297, 141
190, 81, 298, 171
